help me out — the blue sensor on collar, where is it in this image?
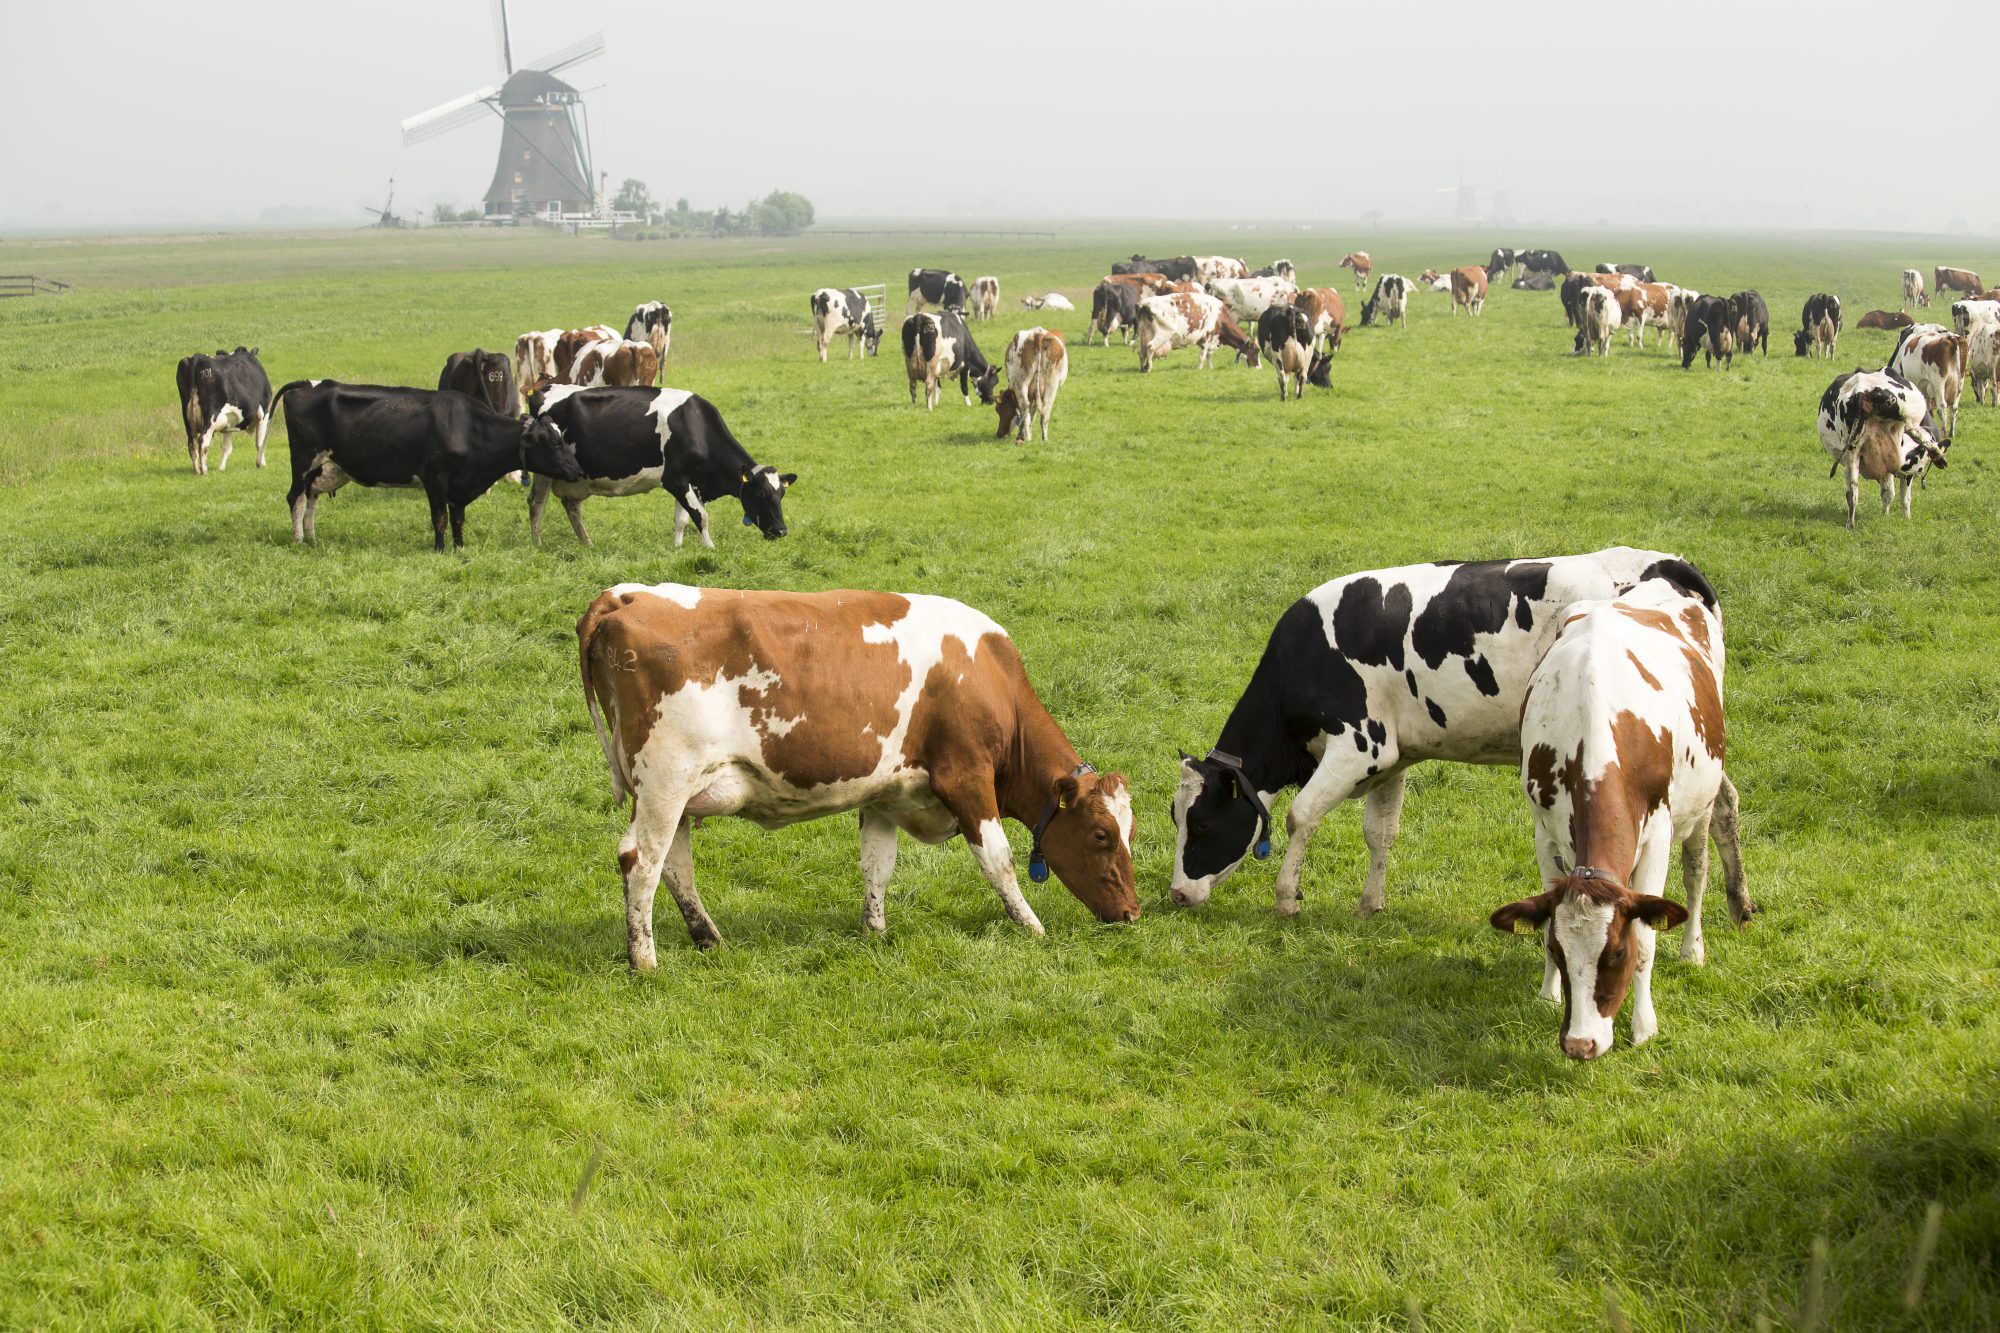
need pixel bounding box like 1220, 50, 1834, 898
742, 514, 755, 526
1253, 838, 1272, 861
1028, 854, 1049, 883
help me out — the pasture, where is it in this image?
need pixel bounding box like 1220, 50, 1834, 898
1, 225, 1996, 1329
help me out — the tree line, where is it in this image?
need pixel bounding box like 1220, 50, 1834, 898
612, 183, 815, 236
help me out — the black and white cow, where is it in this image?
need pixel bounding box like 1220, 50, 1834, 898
1359, 274, 1414, 328
1486, 247, 1518, 281
906, 268, 969, 315
1730, 290, 1771, 357
1168, 547, 1716, 916
1681, 295, 1737, 369
1596, 262, 1656, 283
1512, 272, 1555, 291
526, 385, 795, 548
624, 302, 673, 384
276, 381, 583, 549
1255, 304, 1330, 400
902, 309, 998, 409
438, 349, 516, 416
1794, 294, 1843, 358
1090, 279, 1145, 345
1517, 249, 1569, 277
810, 287, 882, 360
1112, 255, 1200, 281
176, 347, 274, 476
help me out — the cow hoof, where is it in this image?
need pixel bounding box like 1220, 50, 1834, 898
628, 952, 658, 973
1731, 900, 1758, 926
691, 930, 722, 952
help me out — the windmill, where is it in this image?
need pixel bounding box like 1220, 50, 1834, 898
400, 0, 606, 221
1436, 180, 1478, 223
363, 178, 405, 228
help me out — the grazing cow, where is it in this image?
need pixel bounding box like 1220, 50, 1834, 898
1360, 274, 1414, 328
1020, 293, 1075, 311
1338, 251, 1373, 290
1891, 326, 1969, 437
1089, 280, 1145, 346
1169, 547, 1717, 915
576, 583, 1139, 963
1486, 247, 1519, 281
1489, 579, 1746, 1059
1596, 262, 1656, 283
1681, 295, 1737, 369
1517, 249, 1569, 277
1561, 271, 1631, 327
1112, 254, 1200, 281
526, 385, 794, 548
176, 347, 273, 475
1578, 286, 1621, 356
1817, 369, 1949, 527
970, 276, 1000, 321
513, 329, 564, 409
1728, 291, 1771, 357
1194, 255, 1250, 284
1256, 305, 1330, 400
1857, 309, 1913, 330
1136, 292, 1259, 371
902, 309, 998, 409
1249, 258, 1297, 281
1291, 286, 1347, 352
1935, 266, 1982, 299
624, 302, 673, 382
810, 287, 883, 361
571, 339, 662, 389
1903, 269, 1929, 309
906, 267, 970, 315
1450, 265, 1489, 316
438, 349, 516, 417
555, 325, 620, 382
1793, 294, 1843, 359
1967, 323, 2000, 406
1948, 299, 2000, 337
1665, 289, 1703, 351
994, 327, 1068, 442
276, 381, 582, 549
1512, 272, 1555, 291
1207, 274, 1299, 326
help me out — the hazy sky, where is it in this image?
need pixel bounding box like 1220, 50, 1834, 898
10, 0, 1998, 232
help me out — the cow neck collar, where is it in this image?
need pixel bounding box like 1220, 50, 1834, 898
1552, 855, 1628, 893
1027, 762, 1096, 884
1203, 748, 1273, 860
999, 707, 1085, 833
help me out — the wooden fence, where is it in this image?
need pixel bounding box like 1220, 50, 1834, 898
0, 275, 71, 298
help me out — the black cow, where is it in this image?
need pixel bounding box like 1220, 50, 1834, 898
1596, 262, 1656, 283
1681, 295, 1738, 369
1560, 272, 1590, 327
906, 268, 969, 314
438, 349, 516, 417
276, 382, 582, 550
176, 347, 274, 476
525, 386, 794, 548
901, 309, 998, 408
1485, 247, 1518, 280
1089, 280, 1144, 345
1517, 249, 1569, 277
1512, 272, 1554, 291
1730, 290, 1771, 357
1795, 294, 1844, 358
1112, 254, 1201, 282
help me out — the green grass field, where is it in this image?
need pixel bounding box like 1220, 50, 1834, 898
1, 224, 1995, 1330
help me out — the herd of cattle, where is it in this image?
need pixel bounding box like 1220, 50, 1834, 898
164, 242, 1987, 1057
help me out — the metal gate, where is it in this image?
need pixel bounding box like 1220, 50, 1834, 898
855, 282, 889, 330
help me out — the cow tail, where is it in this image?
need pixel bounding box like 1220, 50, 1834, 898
576, 590, 632, 802
270, 379, 314, 420
901, 318, 921, 361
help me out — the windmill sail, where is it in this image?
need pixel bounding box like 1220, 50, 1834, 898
523, 31, 604, 77
401, 87, 500, 146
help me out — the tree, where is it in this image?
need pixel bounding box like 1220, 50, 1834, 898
751, 190, 815, 236
613, 178, 654, 218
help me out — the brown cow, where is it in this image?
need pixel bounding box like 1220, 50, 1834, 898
1338, 251, 1373, 290
1935, 266, 1982, 298
571, 339, 661, 389
1857, 309, 1914, 330
1615, 282, 1675, 348
994, 327, 1068, 442
577, 583, 1140, 965
1292, 287, 1347, 352
1450, 265, 1488, 316
554, 325, 620, 382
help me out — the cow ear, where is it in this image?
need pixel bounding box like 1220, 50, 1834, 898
1490, 890, 1560, 935
779, 472, 797, 487
1053, 773, 1082, 811
1628, 895, 1690, 930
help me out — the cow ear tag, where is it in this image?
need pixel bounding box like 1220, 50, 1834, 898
1028, 853, 1049, 883
1514, 919, 1538, 937
1253, 837, 1272, 861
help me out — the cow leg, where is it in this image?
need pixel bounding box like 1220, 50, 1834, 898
217, 427, 235, 472
672, 500, 690, 547
1678, 814, 1711, 966
527, 476, 551, 545
193, 426, 214, 476
448, 503, 467, 549
858, 807, 898, 934
1881, 474, 1897, 517
290, 491, 312, 542
1356, 771, 1407, 916
618, 791, 717, 965
424, 479, 450, 552
562, 497, 591, 546
1272, 750, 1381, 917
1845, 451, 1861, 529
1627, 825, 1676, 1048
252, 413, 269, 468
933, 777, 1045, 936
1709, 772, 1752, 925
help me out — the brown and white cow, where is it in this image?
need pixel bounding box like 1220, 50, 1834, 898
1817, 369, 1950, 527
571, 339, 661, 389
1089, 272, 1183, 345
1490, 578, 1748, 1060
1136, 292, 1259, 371
1969, 323, 2000, 407
1578, 286, 1622, 356
1291, 286, 1346, 352
577, 583, 1140, 965
994, 327, 1068, 442
513, 329, 565, 411
1935, 266, 1982, 299
1206, 274, 1299, 326
1949, 299, 2000, 338
1903, 268, 1929, 308
555, 325, 620, 383
970, 276, 1000, 321
624, 302, 672, 383
1891, 326, 1968, 437
1193, 255, 1249, 284
1338, 251, 1372, 290
1449, 265, 1488, 316
1665, 288, 1703, 351
1614, 282, 1674, 347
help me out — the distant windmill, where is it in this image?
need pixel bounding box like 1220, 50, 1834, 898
400, 0, 606, 221
1436, 181, 1478, 223
363, 178, 404, 228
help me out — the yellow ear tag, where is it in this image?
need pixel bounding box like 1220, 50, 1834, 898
1057, 796, 1068, 810
740, 471, 750, 484
1515, 920, 1539, 937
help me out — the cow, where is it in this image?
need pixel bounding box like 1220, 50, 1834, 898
1486, 247, 1519, 281
1135, 292, 1259, 371
994, 327, 1068, 442
1112, 255, 1201, 281
514, 329, 564, 410
1359, 274, 1414, 328
1968, 323, 2000, 407
1857, 309, 1913, 331
1517, 249, 1569, 278
1338, 251, 1373, 290
1817, 369, 1949, 527
1681, 295, 1737, 369
525, 384, 794, 548
1665, 289, 1703, 351
1256, 305, 1331, 401
1207, 274, 1299, 326
555, 325, 620, 383
275, 381, 583, 549
1935, 266, 1982, 299
970, 276, 1000, 321
1416, 269, 1453, 293
902, 309, 998, 409
1194, 256, 1250, 284
810, 287, 883, 361
1949, 299, 2000, 337
576, 583, 1140, 965
572, 339, 661, 389
1090, 280, 1145, 347
176, 347, 273, 476
1512, 272, 1555, 291
1890, 326, 1969, 437
1903, 269, 1929, 309
906, 267, 969, 315
1022, 293, 1075, 311
1609, 283, 1671, 348
1561, 271, 1632, 327
1595, 262, 1656, 283
438, 349, 516, 417
1291, 286, 1347, 353
1578, 286, 1621, 356
1728, 291, 1771, 357
1450, 265, 1489, 316
1793, 294, 1843, 359
1489, 578, 1746, 1060
624, 302, 672, 383
1168, 547, 1717, 916
1249, 258, 1297, 281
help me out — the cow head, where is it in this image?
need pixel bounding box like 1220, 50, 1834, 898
519, 416, 585, 482
994, 389, 1020, 439
1307, 349, 1334, 389
1168, 752, 1270, 906
862, 325, 883, 356
1794, 328, 1812, 357
973, 366, 1000, 405
737, 466, 795, 539
1490, 874, 1688, 1060
1035, 770, 1140, 923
